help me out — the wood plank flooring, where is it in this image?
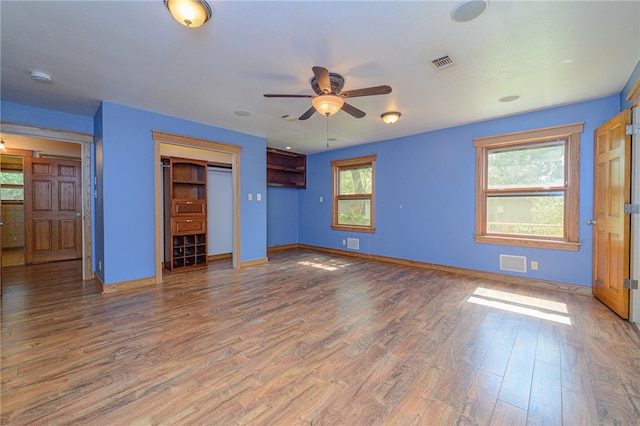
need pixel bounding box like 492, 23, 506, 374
2, 249, 639, 425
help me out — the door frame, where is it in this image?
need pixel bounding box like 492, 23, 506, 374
0, 121, 93, 280
627, 80, 640, 324
152, 131, 242, 285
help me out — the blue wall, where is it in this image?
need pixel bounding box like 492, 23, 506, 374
1, 100, 267, 286
95, 102, 266, 284
296, 95, 621, 287
267, 186, 299, 247
1, 100, 93, 134
3, 76, 635, 287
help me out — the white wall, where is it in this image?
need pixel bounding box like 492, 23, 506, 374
207, 167, 233, 255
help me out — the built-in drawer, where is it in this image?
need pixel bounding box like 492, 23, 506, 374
173, 199, 206, 216
172, 217, 206, 235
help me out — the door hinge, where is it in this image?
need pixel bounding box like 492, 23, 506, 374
624, 279, 639, 290
626, 124, 640, 135
624, 203, 640, 214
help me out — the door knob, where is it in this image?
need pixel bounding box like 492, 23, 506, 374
587, 219, 597, 225
76, 212, 82, 217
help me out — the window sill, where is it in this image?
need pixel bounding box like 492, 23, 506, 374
474, 235, 581, 251
332, 225, 376, 234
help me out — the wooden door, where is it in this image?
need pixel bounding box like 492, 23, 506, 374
592, 110, 631, 318
24, 158, 82, 264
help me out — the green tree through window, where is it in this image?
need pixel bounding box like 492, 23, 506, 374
0, 170, 24, 201
331, 155, 376, 232
474, 122, 583, 251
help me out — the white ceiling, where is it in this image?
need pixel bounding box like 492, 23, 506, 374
1, 1, 639, 154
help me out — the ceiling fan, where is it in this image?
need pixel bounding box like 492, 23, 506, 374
263, 66, 392, 120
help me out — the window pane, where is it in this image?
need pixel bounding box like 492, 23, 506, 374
488, 142, 565, 189
487, 193, 564, 237
339, 165, 372, 195
1, 188, 24, 201
338, 199, 371, 226
0, 171, 24, 185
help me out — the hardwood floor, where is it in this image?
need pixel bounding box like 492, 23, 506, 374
1, 249, 25, 267
1, 249, 639, 425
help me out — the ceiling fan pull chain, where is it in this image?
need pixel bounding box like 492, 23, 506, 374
326, 115, 330, 148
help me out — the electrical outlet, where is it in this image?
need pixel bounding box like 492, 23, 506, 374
248, 193, 252, 201
98, 260, 102, 270
342, 239, 346, 245
531, 261, 538, 270
320, 196, 323, 202
257, 193, 261, 201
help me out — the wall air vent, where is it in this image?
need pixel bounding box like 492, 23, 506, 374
431, 55, 455, 70
499, 254, 527, 273
347, 238, 360, 250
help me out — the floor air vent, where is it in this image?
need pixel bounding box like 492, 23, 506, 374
500, 255, 527, 273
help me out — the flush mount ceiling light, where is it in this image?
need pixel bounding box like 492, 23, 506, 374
164, 0, 212, 27
451, 0, 488, 22
381, 111, 401, 124
29, 71, 53, 83
311, 95, 344, 116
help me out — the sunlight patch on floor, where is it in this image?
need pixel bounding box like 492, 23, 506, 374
468, 287, 571, 325
298, 258, 351, 271
298, 260, 339, 271
473, 287, 568, 313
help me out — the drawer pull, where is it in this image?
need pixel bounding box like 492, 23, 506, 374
186, 220, 193, 223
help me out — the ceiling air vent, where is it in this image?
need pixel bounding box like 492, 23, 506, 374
431, 55, 455, 71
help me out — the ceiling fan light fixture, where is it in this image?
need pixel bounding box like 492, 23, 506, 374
312, 95, 344, 116
381, 111, 401, 124
164, 0, 212, 27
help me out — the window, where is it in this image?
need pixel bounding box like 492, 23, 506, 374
331, 154, 376, 233
1, 156, 24, 202
474, 123, 583, 251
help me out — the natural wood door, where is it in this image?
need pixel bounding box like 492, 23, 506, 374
592, 110, 631, 318
24, 158, 82, 264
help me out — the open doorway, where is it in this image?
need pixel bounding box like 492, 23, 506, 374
152, 131, 242, 284
1, 138, 82, 267
1, 153, 25, 267
0, 124, 93, 287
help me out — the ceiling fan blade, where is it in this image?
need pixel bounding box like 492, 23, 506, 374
340, 85, 392, 98
298, 106, 316, 120
264, 94, 314, 98
312, 66, 331, 94
341, 102, 366, 118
